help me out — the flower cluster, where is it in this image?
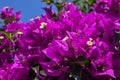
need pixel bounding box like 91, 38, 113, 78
0, 0, 120, 80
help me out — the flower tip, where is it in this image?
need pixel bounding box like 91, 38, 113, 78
40, 22, 47, 29
0, 36, 4, 39
87, 41, 93, 46
17, 31, 23, 35
62, 36, 68, 41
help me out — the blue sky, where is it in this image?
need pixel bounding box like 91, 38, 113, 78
0, 0, 57, 22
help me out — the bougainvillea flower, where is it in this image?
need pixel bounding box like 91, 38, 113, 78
0, 1, 120, 80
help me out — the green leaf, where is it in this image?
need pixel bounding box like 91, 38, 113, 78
35, 77, 39, 80
69, 64, 82, 80
70, 59, 90, 65
55, 2, 64, 11
4, 16, 15, 24
31, 66, 47, 76
51, 13, 58, 19
68, 55, 91, 80
77, 56, 91, 65
40, 70, 47, 76
42, 0, 54, 4
31, 66, 39, 73
11, 30, 18, 36
2, 31, 12, 42
1, 30, 18, 43
78, 59, 90, 65
88, 0, 96, 5
73, 0, 96, 13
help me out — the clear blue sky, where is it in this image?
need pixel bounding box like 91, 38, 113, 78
0, 0, 57, 22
